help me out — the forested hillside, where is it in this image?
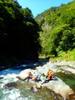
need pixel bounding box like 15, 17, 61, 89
36, 1, 75, 59
0, 0, 41, 64
0, 0, 75, 64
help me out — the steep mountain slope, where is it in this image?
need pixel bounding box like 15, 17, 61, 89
36, 1, 75, 58
0, 0, 40, 64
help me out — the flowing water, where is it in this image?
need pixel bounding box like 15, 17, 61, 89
0, 64, 63, 100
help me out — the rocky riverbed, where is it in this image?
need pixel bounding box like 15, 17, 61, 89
15, 61, 75, 99
0, 61, 75, 100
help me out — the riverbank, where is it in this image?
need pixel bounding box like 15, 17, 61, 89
52, 61, 75, 74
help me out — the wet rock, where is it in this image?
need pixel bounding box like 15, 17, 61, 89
4, 82, 17, 90
0, 77, 4, 79
42, 77, 74, 98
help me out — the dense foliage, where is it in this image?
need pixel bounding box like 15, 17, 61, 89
36, 1, 75, 58
0, 0, 40, 64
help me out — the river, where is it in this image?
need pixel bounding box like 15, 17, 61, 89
0, 61, 75, 100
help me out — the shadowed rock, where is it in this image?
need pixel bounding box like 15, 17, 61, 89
4, 82, 17, 90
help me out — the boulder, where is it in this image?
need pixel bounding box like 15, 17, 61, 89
4, 82, 17, 90
17, 69, 33, 80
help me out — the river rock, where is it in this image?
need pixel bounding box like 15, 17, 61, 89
17, 69, 34, 80
4, 82, 17, 90
0, 76, 4, 79
42, 77, 74, 99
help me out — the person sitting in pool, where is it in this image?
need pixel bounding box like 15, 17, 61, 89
17, 70, 41, 82
41, 69, 55, 84
46, 69, 54, 80
31, 72, 41, 82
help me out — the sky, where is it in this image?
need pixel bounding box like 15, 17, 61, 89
17, 0, 72, 17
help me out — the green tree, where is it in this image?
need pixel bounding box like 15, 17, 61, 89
58, 30, 74, 51
0, 0, 40, 64
36, 0, 75, 57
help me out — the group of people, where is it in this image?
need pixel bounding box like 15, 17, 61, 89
17, 69, 55, 83
16, 69, 55, 93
